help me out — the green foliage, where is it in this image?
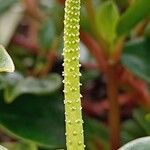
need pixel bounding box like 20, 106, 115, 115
0, 89, 109, 149
117, 0, 150, 36
0, 92, 65, 149
121, 38, 150, 83
0, 0, 17, 15
0, 0, 150, 149
51, 3, 64, 36
80, 7, 91, 33
84, 118, 109, 150
0, 45, 14, 72
121, 108, 150, 145
121, 119, 145, 144
0, 72, 62, 103
96, 1, 119, 47
119, 137, 150, 150
2, 142, 37, 150
133, 109, 150, 135
38, 20, 56, 50
146, 113, 150, 121
145, 23, 150, 39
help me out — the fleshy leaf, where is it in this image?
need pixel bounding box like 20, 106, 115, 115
117, 0, 150, 36
0, 72, 62, 103
0, 45, 14, 72
0, 3, 23, 46
0, 0, 17, 14
0, 92, 108, 149
119, 137, 150, 150
96, 1, 119, 46
121, 38, 150, 83
0, 145, 7, 150
133, 109, 150, 135
84, 118, 109, 150
38, 20, 55, 50
146, 114, 150, 121
0, 93, 65, 149
2, 142, 37, 150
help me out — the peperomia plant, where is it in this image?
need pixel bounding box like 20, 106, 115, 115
0, 45, 14, 150
1, 0, 150, 149
63, 0, 85, 149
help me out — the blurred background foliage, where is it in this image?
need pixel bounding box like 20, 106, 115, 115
0, 0, 150, 150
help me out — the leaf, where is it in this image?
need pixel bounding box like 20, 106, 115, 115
133, 109, 150, 135
0, 72, 62, 103
96, 1, 119, 46
0, 92, 108, 149
84, 118, 109, 150
0, 0, 17, 14
38, 20, 55, 50
119, 137, 150, 150
121, 119, 146, 144
0, 92, 65, 149
0, 3, 24, 46
0, 145, 7, 150
121, 38, 150, 83
2, 142, 37, 150
146, 113, 150, 121
51, 3, 64, 36
144, 23, 150, 39
80, 6, 91, 33
117, 0, 150, 36
0, 45, 15, 72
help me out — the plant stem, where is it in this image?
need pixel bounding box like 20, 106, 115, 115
80, 31, 108, 73
107, 64, 120, 150
63, 0, 85, 149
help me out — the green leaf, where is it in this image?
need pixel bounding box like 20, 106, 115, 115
96, 1, 119, 46
0, 72, 62, 103
119, 137, 150, 150
38, 20, 55, 50
117, 0, 150, 36
0, 92, 108, 149
146, 114, 150, 121
121, 119, 146, 144
0, 0, 17, 14
144, 23, 150, 40
121, 38, 150, 83
51, 3, 64, 36
0, 45, 15, 72
0, 93, 65, 149
84, 118, 109, 150
2, 142, 37, 150
133, 109, 150, 135
80, 6, 91, 33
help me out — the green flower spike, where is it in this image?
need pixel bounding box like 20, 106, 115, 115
63, 0, 85, 149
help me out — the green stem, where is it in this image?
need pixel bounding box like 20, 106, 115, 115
107, 64, 120, 150
63, 0, 85, 150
